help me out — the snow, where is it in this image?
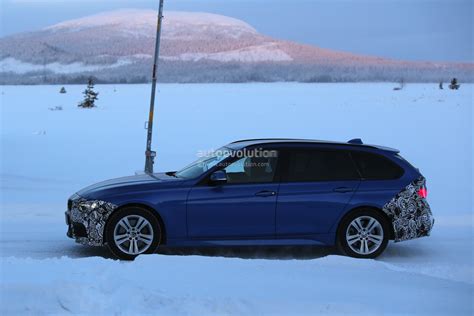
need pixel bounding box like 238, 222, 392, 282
0, 57, 132, 75
165, 11, 257, 31
2, 247, 472, 315
0, 83, 473, 314
1, 44, 293, 74
45, 9, 257, 38
163, 43, 293, 63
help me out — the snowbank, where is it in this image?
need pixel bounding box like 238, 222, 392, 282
2, 249, 472, 315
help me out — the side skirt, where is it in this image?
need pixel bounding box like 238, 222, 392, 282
165, 234, 335, 247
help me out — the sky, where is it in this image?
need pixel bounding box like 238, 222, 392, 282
0, 0, 472, 62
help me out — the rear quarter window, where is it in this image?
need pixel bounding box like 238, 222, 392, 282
286, 149, 360, 182
351, 151, 404, 180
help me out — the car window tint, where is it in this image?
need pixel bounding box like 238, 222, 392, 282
287, 150, 360, 182
351, 151, 404, 180
224, 154, 278, 184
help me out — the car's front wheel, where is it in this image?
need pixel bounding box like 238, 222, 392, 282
105, 207, 162, 260
338, 209, 390, 259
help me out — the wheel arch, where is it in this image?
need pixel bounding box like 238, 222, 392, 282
103, 203, 167, 245
336, 206, 395, 240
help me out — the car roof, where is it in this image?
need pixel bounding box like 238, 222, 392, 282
227, 138, 399, 153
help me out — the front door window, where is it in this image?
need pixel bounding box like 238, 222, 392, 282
223, 152, 278, 184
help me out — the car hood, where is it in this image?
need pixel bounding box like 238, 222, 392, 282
76, 172, 183, 199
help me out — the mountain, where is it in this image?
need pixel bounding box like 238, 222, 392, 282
0, 9, 472, 84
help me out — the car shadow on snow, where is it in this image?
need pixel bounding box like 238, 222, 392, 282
378, 240, 433, 260
55, 240, 427, 261
62, 244, 115, 259
156, 245, 336, 260
64, 244, 336, 260
62, 240, 434, 262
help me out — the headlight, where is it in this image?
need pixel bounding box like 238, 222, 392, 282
68, 193, 81, 210
77, 201, 99, 212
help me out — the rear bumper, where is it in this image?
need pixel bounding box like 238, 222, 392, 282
383, 177, 434, 242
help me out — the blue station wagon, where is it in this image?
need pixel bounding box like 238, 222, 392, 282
66, 139, 434, 260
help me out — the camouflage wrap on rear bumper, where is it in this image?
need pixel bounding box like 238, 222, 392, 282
68, 198, 117, 246
382, 177, 434, 241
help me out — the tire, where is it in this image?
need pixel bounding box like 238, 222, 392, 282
337, 209, 390, 259
105, 207, 162, 260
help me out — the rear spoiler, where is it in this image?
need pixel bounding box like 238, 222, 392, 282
348, 138, 400, 153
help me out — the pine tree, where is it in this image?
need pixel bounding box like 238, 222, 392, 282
78, 78, 99, 108
59, 87, 67, 94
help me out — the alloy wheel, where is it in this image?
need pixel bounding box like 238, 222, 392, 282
345, 216, 384, 255
113, 215, 154, 255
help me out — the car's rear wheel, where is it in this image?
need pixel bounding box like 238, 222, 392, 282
338, 209, 390, 259
105, 207, 162, 260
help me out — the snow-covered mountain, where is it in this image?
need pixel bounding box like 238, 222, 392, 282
0, 9, 472, 83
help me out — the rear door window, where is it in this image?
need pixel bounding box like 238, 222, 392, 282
351, 151, 404, 180
285, 149, 360, 182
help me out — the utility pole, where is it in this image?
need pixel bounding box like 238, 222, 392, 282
144, 0, 165, 174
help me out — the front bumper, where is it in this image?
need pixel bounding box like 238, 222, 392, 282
65, 195, 118, 246
383, 177, 435, 242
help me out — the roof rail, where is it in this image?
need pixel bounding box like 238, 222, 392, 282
231, 138, 303, 144
348, 138, 363, 145
228, 138, 399, 153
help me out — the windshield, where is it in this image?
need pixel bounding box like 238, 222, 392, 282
175, 147, 233, 179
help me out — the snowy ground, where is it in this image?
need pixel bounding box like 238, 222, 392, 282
1, 83, 473, 315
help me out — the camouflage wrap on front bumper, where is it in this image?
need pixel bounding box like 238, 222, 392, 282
382, 177, 434, 242
67, 197, 117, 246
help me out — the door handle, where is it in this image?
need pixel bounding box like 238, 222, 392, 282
255, 190, 277, 197
333, 187, 353, 193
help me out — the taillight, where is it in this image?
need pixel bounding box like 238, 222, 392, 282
418, 187, 428, 199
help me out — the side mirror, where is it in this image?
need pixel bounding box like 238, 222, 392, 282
210, 170, 227, 184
